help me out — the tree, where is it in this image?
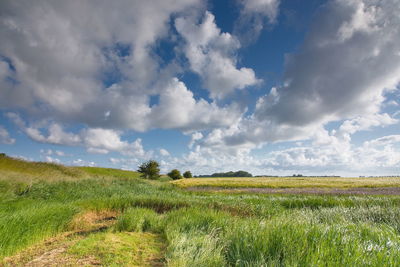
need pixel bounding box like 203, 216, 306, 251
168, 169, 182, 180
137, 160, 160, 180
183, 171, 192, 178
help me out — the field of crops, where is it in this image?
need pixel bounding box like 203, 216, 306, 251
1, 156, 400, 266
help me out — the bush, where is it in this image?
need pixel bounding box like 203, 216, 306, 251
183, 171, 192, 178
168, 169, 182, 180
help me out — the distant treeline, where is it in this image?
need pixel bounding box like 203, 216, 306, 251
253, 175, 342, 177
195, 170, 253, 178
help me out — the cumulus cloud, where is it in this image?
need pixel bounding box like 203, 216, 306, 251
260, 133, 400, 175
109, 157, 140, 171
189, 132, 203, 148
40, 149, 66, 157
159, 148, 170, 157
71, 159, 96, 167
0, 125, 15, 144
0, 0, 241, 132
82, 128, 148, 157
167, 130, 400, 176
175, 11, 260, 99
235, 0, 280, 44
149, 78, 242, 131
44, 156, 61, 164
7, 113, 150, 158
256, 0, 400, 126
1, 0, 399, 176
196, 0, 400, 153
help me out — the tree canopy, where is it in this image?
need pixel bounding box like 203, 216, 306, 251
137, 160, 160, 180
183, 171, 192, 178
168, 169, 182, 180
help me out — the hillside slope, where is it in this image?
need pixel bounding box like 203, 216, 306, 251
0, 154, 140, 184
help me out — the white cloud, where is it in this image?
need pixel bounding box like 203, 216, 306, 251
195, 0, 400, 154
71, 159, 96, 167
262, 134, 400, 174
162, 131, 400, 176
1, 0, 399, 176
189, 132, 203, 148
255, 0, 400, 127
240, 0, 279, 19
335, 113, 397, 141
82, 128, 147, 157
175, 11, 260, 99
1, 0, 237, 133
149, 78, 242, 131
54, 150, 65, 157
337, 0, 378, 42
40, 149, 65, 157
235, 0, 280, 44
363, 135, 400, 148
0, 125, 15, 144
44, 156, 60, 164
8, 113, 150, 158
109, 157, 140, 171
159, 148, 170, 157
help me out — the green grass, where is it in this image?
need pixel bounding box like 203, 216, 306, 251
78, 166, 141, 179
172, 176, 400, 189
0, 203, 77, 258
68, 232, 165, 266
0, 154, 86, 184
1, 155, 400, 266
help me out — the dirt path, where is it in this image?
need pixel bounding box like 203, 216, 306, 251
187, 186, 400, 195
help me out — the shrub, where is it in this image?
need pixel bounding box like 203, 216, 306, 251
168, 169, 182, 180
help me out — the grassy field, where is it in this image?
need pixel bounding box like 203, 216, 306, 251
1, 155, 400, 266
172, 176, 400, 189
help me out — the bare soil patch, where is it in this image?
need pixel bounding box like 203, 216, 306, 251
187, 186, 400, 195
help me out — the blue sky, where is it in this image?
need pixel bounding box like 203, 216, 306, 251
0, 0, 399, 176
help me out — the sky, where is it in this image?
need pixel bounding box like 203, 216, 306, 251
0, 0, 399, 176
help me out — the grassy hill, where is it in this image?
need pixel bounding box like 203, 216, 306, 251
0, 154, 87, 182
0, 153, 140, 183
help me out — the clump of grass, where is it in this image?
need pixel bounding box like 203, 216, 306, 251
165, 230, 226, 267
114, 208, 161, 232
68, 232, 165, 266
162, 208, 230, 266
0, 203, 78, 258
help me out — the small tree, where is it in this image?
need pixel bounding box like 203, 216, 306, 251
183, 171, 192, 178
168, 169, 182, 180
137, 160, 160, 180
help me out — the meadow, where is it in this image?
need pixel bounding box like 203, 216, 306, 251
1, 155, 400, 266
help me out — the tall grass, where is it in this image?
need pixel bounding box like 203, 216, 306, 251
0, 203, 77, 258
2, 155, 400, 265
112, 206, 400, 266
